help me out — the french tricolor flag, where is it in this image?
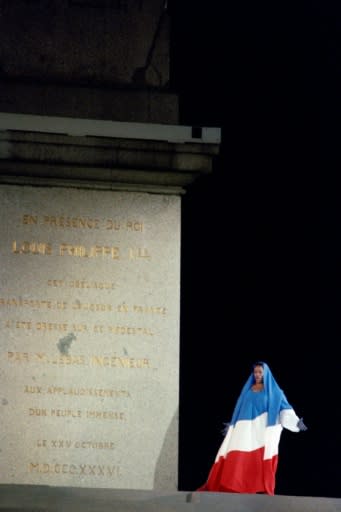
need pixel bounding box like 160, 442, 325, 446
198, 362, 300, 495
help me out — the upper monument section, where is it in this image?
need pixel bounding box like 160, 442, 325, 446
0, 0, 170, 88
0, 0, 177, 124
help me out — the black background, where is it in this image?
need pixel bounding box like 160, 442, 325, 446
170, 0, 340, 498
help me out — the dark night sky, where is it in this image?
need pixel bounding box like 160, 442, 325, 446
170, 1, 340, 498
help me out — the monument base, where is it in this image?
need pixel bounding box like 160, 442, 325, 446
0, 484, 339, 512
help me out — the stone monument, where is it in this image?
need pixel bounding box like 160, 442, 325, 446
0, 113, 221, 490
0, 0, 221, 493
0, 183, 180, 489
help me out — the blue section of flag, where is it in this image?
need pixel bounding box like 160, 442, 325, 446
230, 362, 293, 426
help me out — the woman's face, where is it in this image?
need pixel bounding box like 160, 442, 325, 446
253, 365, 264, 384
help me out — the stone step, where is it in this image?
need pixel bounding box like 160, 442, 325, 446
0, 485, 340, 512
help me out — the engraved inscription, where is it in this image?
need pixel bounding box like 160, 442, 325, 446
36, 439, 116, 450
11, 242, 152, 260
23, 213, 145, 232
12, 241, 52, 255
0, 297, 166, 314
59, 243, 120, 259
7, 352, 153, 369
4, 321, 155, 335
0, 190, 178, 490
25, 385, 131, 398
29, 462, 122, 477
28, 408, 125, 420
47, 279, 115, 290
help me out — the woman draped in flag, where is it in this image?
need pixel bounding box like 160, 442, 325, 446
198, 361, 307, 495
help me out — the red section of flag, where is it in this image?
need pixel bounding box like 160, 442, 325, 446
198, 447, 279, 495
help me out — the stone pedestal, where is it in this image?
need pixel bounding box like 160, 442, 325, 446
0, 112, 221, 490
0, 184, 180, 490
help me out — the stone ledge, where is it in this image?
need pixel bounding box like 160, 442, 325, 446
0, 485, 339, 512
0, 116, 221, 194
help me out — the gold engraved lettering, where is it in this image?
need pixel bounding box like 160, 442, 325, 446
117, 302, 129, 313
74, 441, 115, 450
72, 301, 112, 312
30, 385, 113, 397
70, 280, 115, 290
50, 354, 87, 366
50, 409, 82, 418
72, 323, 88, 332
90, 356, 150, 369
29, 462, 122, 477
35, 352, 47, 362
40, 439, 115, 450
107, 325, 153, 336
29, 408, 123, 421
24, 385, 43, 394
105, 219, 121, 230
47, 386, 64, 394
8, 351, 150, 369
7, 351, 30, 362
50, 440, 72, 448
47, 279, 115, 289
46, 386, 130, 398
59, 243, 119, 259
126, 220, 144, 231
16, 320, 32, 329
33, 353, 87, 366
23, 214, 38, 225
43, 216, 100, 229
47, 279, 65, 287
133, 305, 166, 315
36, 322, 69, 332
0, 297, 67, 310
29, 408, 47, 416
86, 410, 125, 420
12, 241, 52, 255
128, 247, 150, 260
93, 324, 105, 333
106, 219, 144, 231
